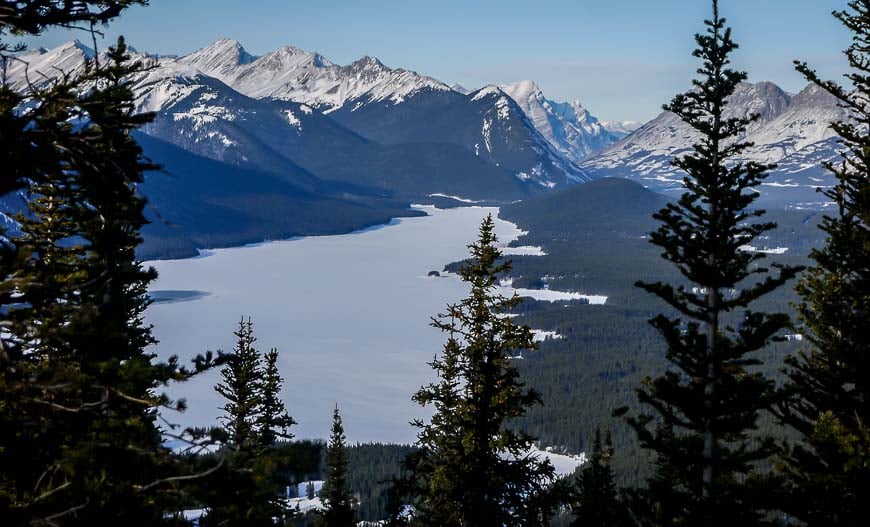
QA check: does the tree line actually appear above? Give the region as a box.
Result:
[1,0,869,526]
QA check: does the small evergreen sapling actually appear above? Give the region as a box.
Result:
[571,428,628,527]
[318,405,357,527]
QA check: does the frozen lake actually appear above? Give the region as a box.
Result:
[146,205,530,444]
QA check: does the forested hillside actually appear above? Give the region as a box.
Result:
[493,178,826,476]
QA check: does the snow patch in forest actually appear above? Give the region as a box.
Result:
[532,330,563,342]
[502,245,546,256]
[738,244,789,255]
[528,447,587,477]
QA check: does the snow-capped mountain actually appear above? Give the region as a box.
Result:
[326,81,591,188]
[179,38,452,111]
[133,62,535,200]
[179,39,589,188]
[5,40,559,198]
[599,120,642,139]
[499,80,620,162]
[4,39,96,91]
[580,81,846,206]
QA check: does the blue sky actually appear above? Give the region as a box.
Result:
[24,0,852,121]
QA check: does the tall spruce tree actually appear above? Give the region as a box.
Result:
[779,1,870,524]
[318,404,356,527]
[1,7,224,523]
[407,215,558,527]
[206,318,280,527]
[258,348,296,447]
[216,318,263,452]
[571,428,628,527]
[622,1,800,525]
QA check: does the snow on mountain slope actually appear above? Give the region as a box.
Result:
[600,120,642,138]
[500,80,619,162]
[580,81,845,206]
[179,38,451,111]
[323,81,591,190]
[466,85,591,187]
[4,39,95,91]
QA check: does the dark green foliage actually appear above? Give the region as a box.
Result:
[344,443,416,523]
[622,2,801,525]
[778,2,870,524]
[0,24,223,526]
[407,215,558,527]
[570,428,629,527]
[0,1,146,38]
[259,348,297,446]
[216,318,263,451]
[180,439,324,524]
[478,179,816,487]
[318,405,356,527]
[206,318,296,526]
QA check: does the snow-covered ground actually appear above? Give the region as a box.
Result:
[146,206,599,444]
[533,447,587,477]
[502,245,546,256]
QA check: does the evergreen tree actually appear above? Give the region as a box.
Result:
[318,404,356,527]
[1,10,224,524]
[570,428,628,527]
[621,1,800,525]
[258,348,296,447]
[216,318,263,451]
[206,318,288,527]
[307,481,316,501]
[779,1,870,524]
[407,215,558,527]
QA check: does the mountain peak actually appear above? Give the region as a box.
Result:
[259,44,333,69]
[792,82,839,107]
[184,38,255,71]
[726,81,792,122]
[500,80,543,100]
[62,39,96,59]
[347,55,387,72]
[470,85,507,101]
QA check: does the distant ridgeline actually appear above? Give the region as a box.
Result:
[4,40,843,260]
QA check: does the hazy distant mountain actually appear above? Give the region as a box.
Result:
[580,81,845,207]
[451,83,471,95]
[499,80,620,162]
[599,120,642,138]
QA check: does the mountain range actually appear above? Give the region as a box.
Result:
[4,38,847,257]
[580,81,845,207]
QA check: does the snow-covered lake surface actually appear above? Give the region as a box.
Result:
[146,206,600,445]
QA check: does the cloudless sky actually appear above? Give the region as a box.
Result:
[23,0,853,121]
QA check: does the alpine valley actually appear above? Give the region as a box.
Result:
[4,29,851,524]
[6,38,845,259]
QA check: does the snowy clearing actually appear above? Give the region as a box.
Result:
[738,244,789,255]
[502,245,547,256]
